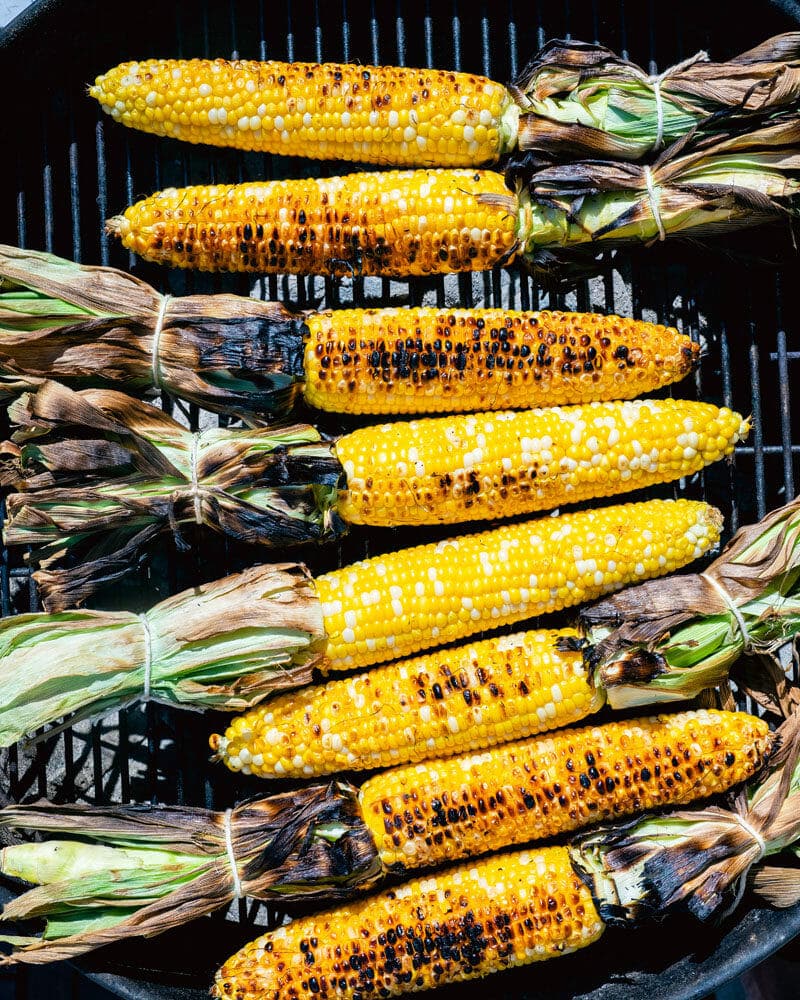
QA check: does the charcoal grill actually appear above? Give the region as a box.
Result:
[2,0,800,997]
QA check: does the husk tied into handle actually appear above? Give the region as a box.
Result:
[0,244,310,421]
[570,711,800,926]
[499,112,800,279]
[0,562,326,747]
[572,495,800,712]
[512,33,800,160]
[1,380,345,610]
[0,784,381,964]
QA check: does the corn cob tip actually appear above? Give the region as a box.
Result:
[105,215,129,238]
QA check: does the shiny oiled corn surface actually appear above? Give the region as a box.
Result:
[90,59,516,167]
[358,710,771,871]
[315,498,721,671]
[302,308,700,414]
[334,399,748,526]
[107,170,519,276]
[212,846,603,1000]
[212,629,600,779]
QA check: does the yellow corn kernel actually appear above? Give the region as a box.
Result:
[211,628,601,779]
[90,59,515,167]
[212,846,604,999]
[315,497,721,671]
[359,709,771,870]
[106,169,519,276]
[302,307,700,414]
[334,399,748,526]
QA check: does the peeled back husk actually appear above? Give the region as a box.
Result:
[512,33,800,160]
[0,244,310,420]
[1,381,345,610]
[0,786,380,964]
[0,562,325,746]
[502,113,800,278]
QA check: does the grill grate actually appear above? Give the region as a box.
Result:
[2,1,800,997]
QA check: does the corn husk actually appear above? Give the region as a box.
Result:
[577,496,800,713]
[571,711,800,924]
[0,244,310,421]
[500,113,800,276]
[0,381,344,610]
[513,33,800,160]
[0,562,325,747]
[0,786,381,964]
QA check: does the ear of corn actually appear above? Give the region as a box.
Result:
[212,845,603,999]
[316,497,722,671]
[90,59,518,167]
[110,117,800,280]
[0,247,700,419]
[334,399,748,527]
[211,628,600,779]
[302,307,699,414]
[358,709,771,872]
[212,709,771,897]
[106,170,519,276]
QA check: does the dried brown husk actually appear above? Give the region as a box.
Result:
[513,34,800,160]
[1,381,344,610]
[0,784,381,964]
[504,112,800,279]
[570,711,800,926]
[0,245,309,421]
[0,562,325,747]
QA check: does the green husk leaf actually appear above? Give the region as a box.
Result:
[513,33,800,160]
[0,244,310,420]
[0,786,381,964]
[1,381,346,610]
[569,710,800,926]
[578,495,800,710]
[0,561,325,746]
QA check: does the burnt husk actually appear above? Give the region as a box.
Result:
[1,382,345,610]
[570,713,800,928]
[0,784,381,964]
[0,245,309,421]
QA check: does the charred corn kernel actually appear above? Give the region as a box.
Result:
[212,845,603,999]
[212,628,601,778]
[90,59,518,167]
[334,399,748,526]
[359,710,770,870]
[302,307,700,414]
[315,498,721,671]
[106,170,519,276]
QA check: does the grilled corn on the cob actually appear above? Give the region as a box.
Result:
[211,628,598,778]
[0,242,700,415]
[334,399,747,527]
[212,710,770,873]
[107,169,517,276]
[90,59,518,167]
[213,847,603,999]
[316,498,720,670]
[302,307,699,413]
